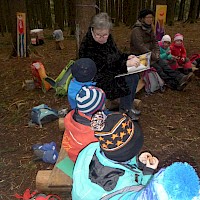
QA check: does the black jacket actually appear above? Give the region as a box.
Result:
[79,28,130,100]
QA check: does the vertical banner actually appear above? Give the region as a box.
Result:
[17,12,26,57]
[155,5,167,41]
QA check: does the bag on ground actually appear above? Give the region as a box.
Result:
[31,104,58,127]
[31,61,51,92]
[142,67,165,94]
[45,60,74,96]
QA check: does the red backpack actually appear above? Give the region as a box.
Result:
[14,188,61,200]
[31,61,51,92]
[189,54,200,64]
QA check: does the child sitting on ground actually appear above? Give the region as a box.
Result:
[158,35,179,70]
[72,112,159,199]
[62,86,106,163]
[170,33,192,74]
[68,58,97,109]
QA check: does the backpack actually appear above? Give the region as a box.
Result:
[31,104,58,127]
[45,60,74,96]
[15,188,61,200]
[31,61,51,93]
[142,67,165,94]
[189,53,200,68]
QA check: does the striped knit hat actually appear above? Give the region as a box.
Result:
[76,86,106,116]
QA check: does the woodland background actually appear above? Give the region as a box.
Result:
[0,0,200,200]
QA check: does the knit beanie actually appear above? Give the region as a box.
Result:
[138,9,154,19]
[76,86,106,116]
[137,162,200,200]
[161,35,171,43]
[174,33,183,41]
[71,58,97,82]
[91,112,144,162]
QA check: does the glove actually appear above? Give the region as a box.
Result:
[139,152,152,164]
[146,156,159,170]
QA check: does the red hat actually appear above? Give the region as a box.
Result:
[174,33,183,41]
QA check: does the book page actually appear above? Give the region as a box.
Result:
[115,52,151,78]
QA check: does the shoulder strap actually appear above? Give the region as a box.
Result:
[45,194,61,200]
[100,185,144,200]
[72,109,91,126]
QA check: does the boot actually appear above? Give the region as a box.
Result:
[119,108,139,121]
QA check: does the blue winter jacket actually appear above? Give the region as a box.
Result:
[67,78,96,109]
[72,142,154,200]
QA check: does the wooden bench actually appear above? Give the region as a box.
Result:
[36,146,72,192]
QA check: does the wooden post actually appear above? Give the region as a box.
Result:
[59,118,65,131]
[55,41,64,50]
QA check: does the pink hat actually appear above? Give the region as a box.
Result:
[174,33,183,41]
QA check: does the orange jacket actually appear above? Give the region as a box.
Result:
[62,110,97,162]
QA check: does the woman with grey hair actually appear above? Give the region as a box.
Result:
[79,12,141,121]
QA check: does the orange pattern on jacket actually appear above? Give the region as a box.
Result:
[62,110,98,162]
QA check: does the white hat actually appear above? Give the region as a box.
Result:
[161,35,171,43]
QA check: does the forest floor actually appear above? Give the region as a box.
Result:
[0,21,200,200]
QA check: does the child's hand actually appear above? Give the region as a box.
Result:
[174,56,180,60]
[128,55,136,60]
[139,152,152,164]
[127,56,140,68]
[167,50,171,54]
[146,156,159,170]
[181,57,185,62]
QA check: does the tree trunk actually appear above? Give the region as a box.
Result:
[187,0,199,23]
[166,0,176,26]
[66,0,76,35]
[115,0,119,26]
[118,0,122,22]
[54,0,65,30]
[107,0,111,16]
[146,0,152,9]
[111,0,115,20]
[46,0,53,28]
[0,0,6,36]
[140,0,146,10]
[127,0,140,26]
[197,0,200,19]
[178,0,185,21]
[123,0,129,25]
[99,0,105,12]
[75,0,96,56]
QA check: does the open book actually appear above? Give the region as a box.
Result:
[115,52,151,77]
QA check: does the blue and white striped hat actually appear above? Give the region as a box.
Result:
[76,86,106,115]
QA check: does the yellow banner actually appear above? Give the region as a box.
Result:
[155,5,167,41]
[17,12,26,57]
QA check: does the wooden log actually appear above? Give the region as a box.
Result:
[36,146,72,192]
[136,78,145,93]
[133,99,142,109]
[105,99,119,110]
[36,170,72,192]
[59,118,65,131]
[55,41,64,50]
